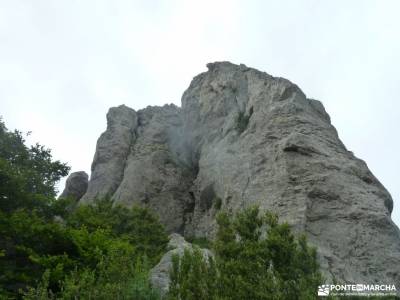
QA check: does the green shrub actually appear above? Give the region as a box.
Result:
[0,197,168,297]
[66,198,168,265]
[167,206,323,300]
[186,236,212,249]
[214,197,222,210]
[235,111,249,133]
[24,257,161,300]
[167,248,217,300]
[20,200,167,298]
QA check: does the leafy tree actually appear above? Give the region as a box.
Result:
[168,206,323,300]
[66,198,168,265]
[0,119,69,214]
[0,120,70,297]
[0,209,78,294]
[0,119,166,299]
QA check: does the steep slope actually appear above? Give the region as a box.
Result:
[78,62,400,286]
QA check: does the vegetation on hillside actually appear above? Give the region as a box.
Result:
[167,207,323,300]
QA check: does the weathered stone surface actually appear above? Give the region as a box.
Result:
[80,105,137,203]
[59,171,88,200]
[150,233,213,296]
[78,62,400,287]
[111,105,194,233]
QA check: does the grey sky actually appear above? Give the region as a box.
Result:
[1,0,399,226]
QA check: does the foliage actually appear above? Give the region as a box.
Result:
[0,119,166,299]
[235,107,253,134]
[0,200,167,298]
[167,206,323,300]
[167,248,217,300]
[66,198,168,265]
[186,237,212,249]
[23,257,161,300]
[0,120,69,214]
[1,209,77,294]
[0,199,167,298]
[214,197,222,210]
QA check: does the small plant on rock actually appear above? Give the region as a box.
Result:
[235,107,253,134]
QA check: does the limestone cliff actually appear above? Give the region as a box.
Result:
[76,62,400,286]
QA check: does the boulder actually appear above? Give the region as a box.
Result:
[59,171,88,201]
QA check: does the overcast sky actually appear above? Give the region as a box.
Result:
[1,0,399,226]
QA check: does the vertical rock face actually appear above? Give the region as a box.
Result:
[80,104,193,232]
[111,105,194,233]
[59,171,88,200]
[80,105,138,203]
[78,62,400,286]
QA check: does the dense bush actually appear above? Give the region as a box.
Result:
[23,255,161,300]
[185,237,211,249]
[167,248,217,300]
[167,206,323,300]
[19,203,166,300]
[66,198,168,265]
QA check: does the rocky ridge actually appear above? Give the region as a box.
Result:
[72,62,399,286]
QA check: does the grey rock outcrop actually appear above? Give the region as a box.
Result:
[59,171,88,200]
[150,233,213,296]
[80,104,193,232]
[80,105,137,203]
[78,62,400,287]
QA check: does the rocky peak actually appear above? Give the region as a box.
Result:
[73,62,400,287]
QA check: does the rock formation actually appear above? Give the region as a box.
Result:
[76,62,400,287]
[59,171,88,201]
